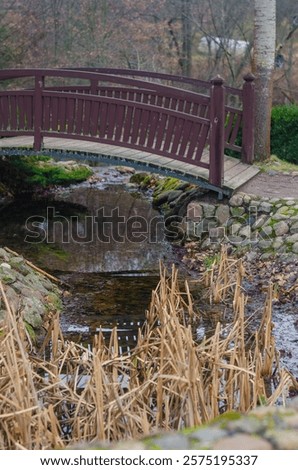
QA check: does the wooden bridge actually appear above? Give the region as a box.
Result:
[0,68,259,196]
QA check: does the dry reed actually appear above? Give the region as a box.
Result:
[0,251,297,449]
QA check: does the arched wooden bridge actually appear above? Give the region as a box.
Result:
[0,68,259,196]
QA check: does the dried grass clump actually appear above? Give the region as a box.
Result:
[0,253,297,449]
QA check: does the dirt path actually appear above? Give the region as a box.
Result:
[237,172,298,199]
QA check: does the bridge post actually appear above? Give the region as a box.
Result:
[34,74,44,151]
[209,76,225,187]
[241,73,255,164]
[90,79,98,95]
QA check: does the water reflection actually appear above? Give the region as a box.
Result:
[0,178,171,343]
[0,185,170,273]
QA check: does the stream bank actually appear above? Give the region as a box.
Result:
[0,246,62,340]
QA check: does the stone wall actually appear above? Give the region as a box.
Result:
[153,186,298,257]
[0,247,62,339]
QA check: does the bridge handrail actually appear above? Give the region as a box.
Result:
[0,68,255,185]
[0,68,244,104]
[65,68,244,98]
[0,68,211,101]
[64,67,212,89]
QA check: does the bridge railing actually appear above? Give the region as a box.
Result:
[0,68,255,188]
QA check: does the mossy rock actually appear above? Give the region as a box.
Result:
[210,411,242,427]
[0,154,93,191]
[154,177,181,196]
[130,172,150,185]
[45,292,62,312]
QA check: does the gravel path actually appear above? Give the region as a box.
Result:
[237,172,298,199]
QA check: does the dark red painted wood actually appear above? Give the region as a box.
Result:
[241,73,255,164]
[0,95,9,130]
[229,111,242,146]
[209,76,224,187]
[0,68,255,188]
[59,97,67,133]
[75,98,84,135]
[67,98,76,134]
[51,96,59,131]
[34,74,44,150]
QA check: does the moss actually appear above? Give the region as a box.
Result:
[130,172,150,185]
[154,177,180,196]
[46,292,62,312]
[142,438,162,450]
[210,411,242,427]
[38,244,70,261]
[0,154,92,192]
[129,173,159,190]
[233,208,247,218]
[24,321,36,342]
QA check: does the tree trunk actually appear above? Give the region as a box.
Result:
[253,0,276,161]
[181,0,192,76]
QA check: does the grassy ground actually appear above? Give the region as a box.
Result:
[257,155,298,173]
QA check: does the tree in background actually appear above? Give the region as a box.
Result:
[253,0,276,161]
[0,0,296,104]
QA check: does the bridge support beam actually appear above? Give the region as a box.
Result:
[209,76,224,187]
[34,74,44,151]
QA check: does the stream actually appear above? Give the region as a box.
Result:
[0,164,297,378]
[0,166,175,347]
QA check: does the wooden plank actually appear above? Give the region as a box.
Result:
[59,97,67,133]
[51,96,59,131]
[0,136,34,147]
[106,103,117,139]
[1,96,9,130]
[171,117,185,154]
[82,99,91,135]
[88,100,99,136]
[224,110,236,142]
[222,157,242,171]
[114,104,125,141]
[10,95,18,130]
[146,110,160,148]
[24,95,33,130]
[18,95,25,130]
[43,96,51,131]
[163,115,176,152]
[178,119,193,158]
[193,122,210,163]
[186,122,201,160]
[224,160,255,182]
[136,154,173,166]
[229,111,242,145]
[225,166,260,189]
[154,113,168,150]
[122,105,133,143]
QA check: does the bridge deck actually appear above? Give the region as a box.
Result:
[0,136,259,196]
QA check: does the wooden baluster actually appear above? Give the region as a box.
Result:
[34,74,44,151]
